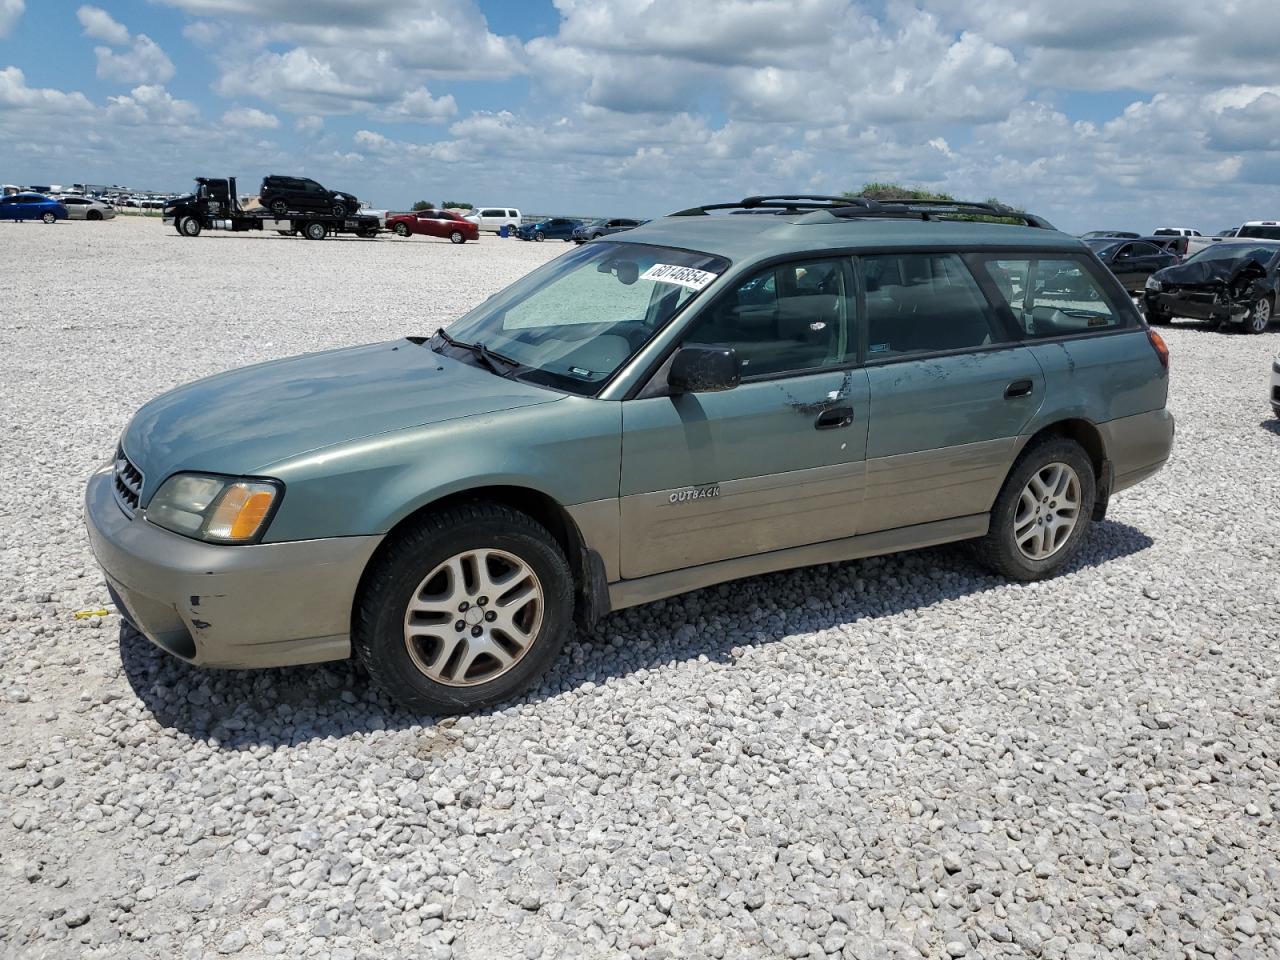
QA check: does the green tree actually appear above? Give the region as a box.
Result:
[844,183,1024,222]
[411,200,435,211]
[442,200,473,210]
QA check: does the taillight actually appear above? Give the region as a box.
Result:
[1147,328,1169,369]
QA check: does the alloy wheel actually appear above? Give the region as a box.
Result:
[403,549,543,687]
[1251,298,1272,333]
[1013,462,1082,561]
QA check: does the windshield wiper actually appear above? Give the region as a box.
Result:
[470,341,518,378]
[434,329,518,378]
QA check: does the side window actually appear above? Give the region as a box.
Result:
[482,208,502,218]
[983,257,1126,337]
[683,258,854,378]
[1131,242,1161,257]
[861,253,1002,359]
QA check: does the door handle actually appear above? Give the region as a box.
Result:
[815,406,854,430]
[1005,379,1034,399]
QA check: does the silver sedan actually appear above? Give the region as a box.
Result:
[58,196,116,221]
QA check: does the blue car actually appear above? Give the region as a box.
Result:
[0,192,68,223]
[516,217,581,242]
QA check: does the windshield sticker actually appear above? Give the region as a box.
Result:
[640,263,718,290]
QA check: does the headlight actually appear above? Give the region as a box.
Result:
[146,473,281,544]
[1145,276,1163,292]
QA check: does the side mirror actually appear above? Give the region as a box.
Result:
[668,344,740,394]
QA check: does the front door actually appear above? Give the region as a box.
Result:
[858,252,1044,533]
[619,256,870,579]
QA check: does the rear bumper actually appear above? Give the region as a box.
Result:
[84,467,381,668]
[1099,408,1175,494]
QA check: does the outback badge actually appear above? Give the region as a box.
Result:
[668,484,721,504]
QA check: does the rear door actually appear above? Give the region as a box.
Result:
[859,252,1044,533]
[620,256,870,578]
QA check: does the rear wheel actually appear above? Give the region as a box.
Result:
[41,211,56,224]
[269,199,288,217]
[87,209,103,222]
[449,230,464,244]
[303,221,327,241]
[1244,296,1273,334]
[354,503,574,713]
[178,215,202,237]
[973,437,1096,581]
[393,222,411,238]
[359,226,379,238]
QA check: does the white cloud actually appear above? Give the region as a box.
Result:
[95,35,175,85]
[295,114,323,134]
[0,0,22,38]
[105,84,198,125]
[223,106,279,129]
[77,5,129,45]
[0,66,93,113]
[377,86,457,123]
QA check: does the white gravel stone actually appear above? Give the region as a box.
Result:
[2,216,1279,959]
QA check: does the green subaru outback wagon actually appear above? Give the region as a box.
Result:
[86,195,1174,712]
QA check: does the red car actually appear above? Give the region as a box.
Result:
[386,209,479,244]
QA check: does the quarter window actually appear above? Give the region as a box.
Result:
[983,257,1125,337]
[683,258,855,378]
[861,253,1002,358]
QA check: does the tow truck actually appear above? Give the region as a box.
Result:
[163,177,381,240]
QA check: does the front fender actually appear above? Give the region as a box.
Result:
[261,397,622,542]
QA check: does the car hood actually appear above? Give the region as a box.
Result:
[1153,257,1266,287]
[123,340,561,499]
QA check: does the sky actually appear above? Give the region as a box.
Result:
[2,0,1280,232]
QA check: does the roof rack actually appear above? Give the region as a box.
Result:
[669,194,1055,230]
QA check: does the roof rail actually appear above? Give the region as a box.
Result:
[668,195,1054,229]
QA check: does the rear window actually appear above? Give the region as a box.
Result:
[862,253,1003,358]
[1238,225,1280,240]
[981,257,1131,338]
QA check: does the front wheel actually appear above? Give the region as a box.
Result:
[332,201,347,218]
[303,221,327,241]
[41,212,56,224]
[178,215,202,237]
[534,231,544,242]
[973,437,1096,581]
[1244,296,1273,334]
[449,230,464,244]
[354,503,574,713]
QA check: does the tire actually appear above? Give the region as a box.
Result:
[1146,307,1170,325]
[87,210,103,222]
[178,215,202,237]
[41,212,56,224]
[354,502,574,713]
[449,230,464,244]
[393,222,411,238]
[303,221,327,241]
[1243,296,1273,334]
[359,227,379,239]
[534,231,544,242]
[269,199,288,217]
[332,201,347,218]
[973,437,1096,582]
[505,224,516,235]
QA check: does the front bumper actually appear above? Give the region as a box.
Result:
[1144,289,1251,325]
[84,467,382,668]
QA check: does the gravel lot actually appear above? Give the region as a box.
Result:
[2,215,1279,960]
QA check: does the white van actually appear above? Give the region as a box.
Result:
[465,207,521,234]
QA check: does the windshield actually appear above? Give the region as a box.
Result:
[1185,243,1279,264]
[440,241,729,396]
[1237,225,1280,240]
